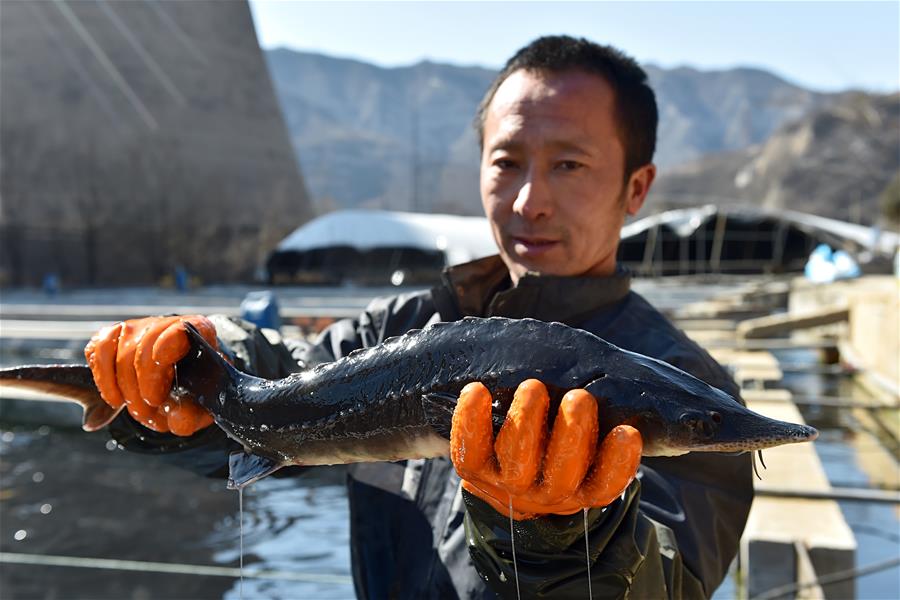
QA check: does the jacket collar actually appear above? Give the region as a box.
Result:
[434,255,631,325]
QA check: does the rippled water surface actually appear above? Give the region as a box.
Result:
[0,424,353,599]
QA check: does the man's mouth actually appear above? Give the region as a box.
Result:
[511,236,560,257]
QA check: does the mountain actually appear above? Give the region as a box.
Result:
[265,49,494,216]
[643,65,827,166]
[265,49,834,215]
[651,92,900,225]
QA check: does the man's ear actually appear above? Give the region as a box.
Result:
[624,163,656,216]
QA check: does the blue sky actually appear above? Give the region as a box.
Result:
[249,1,899,93]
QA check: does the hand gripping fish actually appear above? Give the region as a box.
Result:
[0,317,817,488]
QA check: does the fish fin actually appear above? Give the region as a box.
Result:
[421,392,458,440]
[422,391,506,439]
[84,400,125,432]
[227,451,282,489]
[0,365,121,431]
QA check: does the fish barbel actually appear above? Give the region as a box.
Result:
[0,317,818,488]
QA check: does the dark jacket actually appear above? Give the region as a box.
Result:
[111,255,753,599]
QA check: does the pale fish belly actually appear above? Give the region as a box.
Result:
[259,427,451,467]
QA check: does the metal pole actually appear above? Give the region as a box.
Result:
[710,211,727,273]
[755,486,900,504]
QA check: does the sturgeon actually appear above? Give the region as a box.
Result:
[0,317,817,488]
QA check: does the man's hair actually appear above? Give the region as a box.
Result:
[476,35,658,179]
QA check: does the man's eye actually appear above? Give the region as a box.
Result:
[557,160,583,171]
[493,159,518,170]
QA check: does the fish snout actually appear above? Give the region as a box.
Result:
[795,423,819,442]
[678,410,722,441]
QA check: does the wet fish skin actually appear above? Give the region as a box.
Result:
[172,317,818,474]
[176,317,614,472]
[0,317,819,488]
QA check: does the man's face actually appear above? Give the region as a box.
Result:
[480,69,654,283]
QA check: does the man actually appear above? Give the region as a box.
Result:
[87,36,752,598]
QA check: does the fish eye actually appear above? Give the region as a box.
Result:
[679,411,716,439]
[709,411,722,424]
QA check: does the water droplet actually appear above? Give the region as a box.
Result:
[509,497,521,600]
[584,507,593,600]
[259,424,269,432]
[239,487,244,598]
[106,439,118,451]
[1,431,14,443]
[40,504,52,515]
[499,572,507,582]
[14,530,26,541]
[37,426,50,436]
[32,472,44,483]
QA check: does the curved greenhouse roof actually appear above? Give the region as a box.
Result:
[276,209,498,266]
[621,205,899,255]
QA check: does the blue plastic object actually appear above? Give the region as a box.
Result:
[804,244,860,283]
[174,266,189,292]
[804,244,835,283]
[42,273,60,297]
[240,290,282,330]
[832,250,861,279]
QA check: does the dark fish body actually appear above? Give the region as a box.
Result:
[0,317,818,488]
[180,317,623,468]
[170,318,819,467]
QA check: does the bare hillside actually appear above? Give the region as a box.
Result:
[652,92,900,226]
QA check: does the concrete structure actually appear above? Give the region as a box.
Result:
[707,348,783,388]
[742,398,856,600]
[678,283,861,599]
[736,306,850,339]
[789,276,899,399]
[0,0,312,285]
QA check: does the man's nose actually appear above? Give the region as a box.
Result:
[511,169,553,220]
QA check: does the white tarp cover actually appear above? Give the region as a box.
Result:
[276,210,498,265]
[621,205,899,255]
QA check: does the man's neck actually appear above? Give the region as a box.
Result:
[433,255,631,325]
[508,262,620,286]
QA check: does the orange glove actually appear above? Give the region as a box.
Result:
[84,315,218,436]
[450,379,642,520]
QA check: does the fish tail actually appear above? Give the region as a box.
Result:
[0,365,121,431]
[176,323,246,416]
